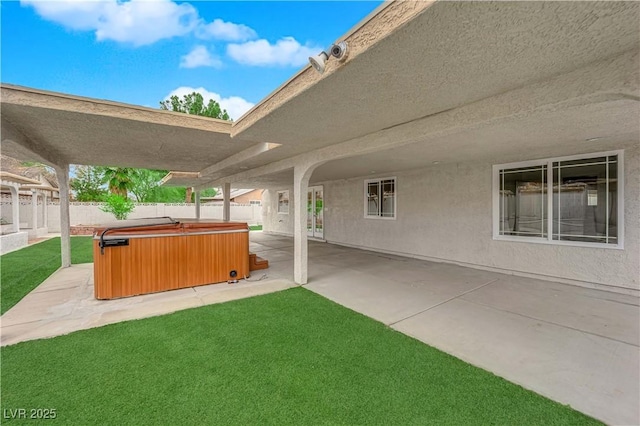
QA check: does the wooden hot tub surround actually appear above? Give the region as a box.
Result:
[93,218,250,299]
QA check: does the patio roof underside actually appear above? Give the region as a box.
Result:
[0,88,259,173]
[188,1,640,189]
[1,1,639,189]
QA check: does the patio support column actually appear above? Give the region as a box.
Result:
[10,185,20,233]
[31,190,38,233]
[55,164,71,268]
[223,182,231,222]
[195,191,201,219]
[293,163,318,285]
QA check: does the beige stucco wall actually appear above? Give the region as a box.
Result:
[264,140,639,292]
[262,187,294,235]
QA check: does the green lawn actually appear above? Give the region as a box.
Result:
[249,224,263,231]
[0,237,94,314]
[1,288,599,425]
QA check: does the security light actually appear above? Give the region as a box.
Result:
[309,51,329,74]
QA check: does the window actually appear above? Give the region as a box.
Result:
[277,191,289,214]
[494,151,623,248]
[365,177,396,219]
[250,200,261,205]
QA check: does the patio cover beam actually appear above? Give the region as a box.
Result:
[199,143,282,179]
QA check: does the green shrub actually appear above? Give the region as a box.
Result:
[100,194,135,220]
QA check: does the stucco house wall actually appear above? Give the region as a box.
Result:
[263,140,639,292]
[262,187,294,236]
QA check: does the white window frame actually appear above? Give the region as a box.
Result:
[364,177,397,220]
[277,190,289,215]
[492,150,624,249]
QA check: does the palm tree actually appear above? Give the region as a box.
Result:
[99,167,135,198]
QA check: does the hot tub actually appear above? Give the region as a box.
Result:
[93,217,249,299]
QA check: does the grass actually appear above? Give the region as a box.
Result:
[249,224,263,231]
[0,237,94,314]
[1,288,599,425]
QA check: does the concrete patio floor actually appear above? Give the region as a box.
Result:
[1,232,638,424]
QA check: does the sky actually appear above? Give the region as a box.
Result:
[1,0,382,120]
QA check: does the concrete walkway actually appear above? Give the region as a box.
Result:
[248,233,639,426]
[2,232,638,424]
[1,263,295,347]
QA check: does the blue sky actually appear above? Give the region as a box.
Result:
[1,1,382,119]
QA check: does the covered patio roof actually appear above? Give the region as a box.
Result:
[0,85,262,172]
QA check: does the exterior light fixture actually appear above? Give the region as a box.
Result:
[309,41,348,74]
[309,51,329,74]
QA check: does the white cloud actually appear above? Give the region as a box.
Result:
[180,46,222,69]
[197,19,257,42]
[21,0,199,46]
[164,86,255,120]
[21,0,321,70]
[227,37,320,67]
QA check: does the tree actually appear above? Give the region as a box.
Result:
[100,194,135,220]
[200,188,217,198]
[159,91,232,202]
[70,165,210,204]
[70,165,107,201]
[159,92,231,121]
[185,187,194,204]
[147,186,188,203]
[99,167,135,197]
[128,169,167,202]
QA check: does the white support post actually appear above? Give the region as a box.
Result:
[55,164,71,268]
[223,182,231,222]
[293,164,315,285]
[43,192,48,229]
[31,190,38,232]
[10,185,20,233]
[195,191,201,220]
